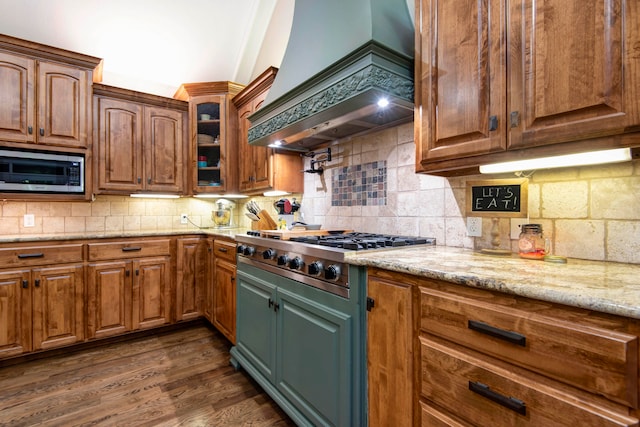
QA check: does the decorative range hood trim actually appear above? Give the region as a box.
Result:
[248,41,414,151]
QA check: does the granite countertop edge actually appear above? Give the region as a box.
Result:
[0,227,251,243]
[346,246,640,320]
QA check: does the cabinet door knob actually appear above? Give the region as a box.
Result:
[147,178,151,184]
[488,115,498,131]
[39,128,44,136]
[22,280,28,289]
[366,297,375,311]
[34,279,40,287]
[510,111,520,128]
[28,126,33,134]
[137,177,141,184]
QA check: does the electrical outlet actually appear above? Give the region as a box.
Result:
[466,217,482,237]
[510,218,529,239]
[180,213,188,224]
[24,214,35,227]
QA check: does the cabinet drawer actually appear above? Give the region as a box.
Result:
[213,240,236,263]
[420,285,639,408]
[421,401,470,427]
[420,336,639,427]
[0,244,83,267]
[87,239,170,261]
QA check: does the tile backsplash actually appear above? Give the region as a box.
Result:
[0,196,229,235]
[301,123,640,264]
[331,161,387,207]
[1,121,638,265]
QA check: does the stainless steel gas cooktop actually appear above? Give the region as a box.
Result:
[236,231,436,298]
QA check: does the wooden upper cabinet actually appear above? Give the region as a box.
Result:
[143,106,184,193]
[232,67,304,195]
[95,97,143,192]
[237,91,271,192]
[0,51,35,144]
[415,0,640,175]
[415,0,506,162]
[0,35,101,150]
[93,84,188,195]
[508,0,640,149]
[36,61,90,148]
[174,82,244,195]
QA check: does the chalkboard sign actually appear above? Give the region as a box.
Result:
[466,179,528,218]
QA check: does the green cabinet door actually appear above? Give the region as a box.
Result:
[232,262,362,427]
[276,286,352,427]
[235,270,276,382]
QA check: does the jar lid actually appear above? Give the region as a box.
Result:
[522,224,542,232]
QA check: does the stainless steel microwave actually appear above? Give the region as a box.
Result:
[0,149,84,194]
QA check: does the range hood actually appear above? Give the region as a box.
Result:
[248,0,415,152]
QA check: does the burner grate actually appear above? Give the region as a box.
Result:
[289,232,434,250]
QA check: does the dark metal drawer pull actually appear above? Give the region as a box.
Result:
[218,247,228,253]
[469,381,526,415]
[18,253,44,259]
[468,320,526,347]
[22,280,28,289]
[122,247,142,252]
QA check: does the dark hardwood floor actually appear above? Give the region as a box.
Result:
[0,323,295,426]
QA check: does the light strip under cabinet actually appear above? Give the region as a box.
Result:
[479,148,635,174]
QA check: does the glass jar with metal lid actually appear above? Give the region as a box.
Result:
[518,224,549,260]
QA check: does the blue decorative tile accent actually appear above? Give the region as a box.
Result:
[332,161,387,206]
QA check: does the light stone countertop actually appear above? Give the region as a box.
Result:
[345,245,640,320]
[0,227,251,243]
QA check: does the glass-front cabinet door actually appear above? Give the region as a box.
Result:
[174,81,243,196]
[194,95,225,192]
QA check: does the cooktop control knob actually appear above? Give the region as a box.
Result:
[277,254,289,266]
[325,264,341,281]
[236,245,246,254]
[288,257,304,270]
[308,261,324,276]
[262,248,276,260]
[243,246,256,256]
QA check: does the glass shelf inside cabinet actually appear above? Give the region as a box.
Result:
[196,101,222,187]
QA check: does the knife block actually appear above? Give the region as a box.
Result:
[252,210,278,231]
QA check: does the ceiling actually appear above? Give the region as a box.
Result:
[0,0,294,97]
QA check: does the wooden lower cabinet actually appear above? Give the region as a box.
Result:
[0,243,85,358]
[367,269,640,427]
[0,234,239,361]
[175,237,207,322]
[367,268,416,427]
[211,239,237,343]
[86,239,171,340]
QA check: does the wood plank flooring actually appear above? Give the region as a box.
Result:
[0,323,295,426]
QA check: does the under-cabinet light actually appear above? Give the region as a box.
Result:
[130,193,180,199]
[479,148,633,174]
[193,194,248,199]
[263,190,291,197]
